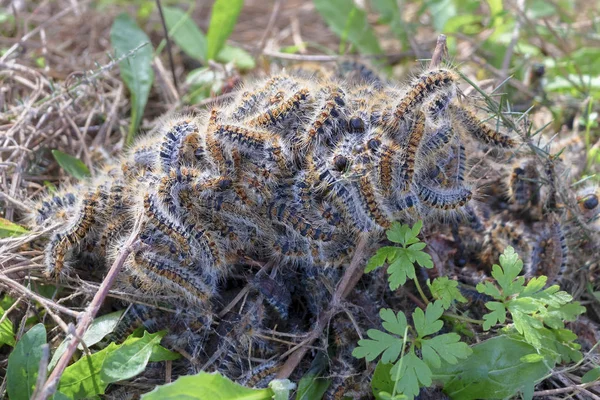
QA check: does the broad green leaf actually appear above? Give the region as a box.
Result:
[432,335,552,400]
[390,352,432,398]
[421,333,472,369]
[482,301,506,330]
[0,306,15,347]
[206,0,244,61]
[427,277,467,309]
[371,361,395,400]
[7,324,46,400]
[380,308,407,336]
[141,371,273,400]
[163,6,206,62]
[353,329,403,364]
[295,353,330,400]
[314,0,382,55]
[520,353,545,363]
[149,344,182,362]
[111,13,155,145]
[413,302,444,338]
[217,45,256,70]
[57,342,119,399]
[366,246,397,272]
[582,367,600,384]
[101,331,164,383]
[51,150,91,180]
[79,310,124,350]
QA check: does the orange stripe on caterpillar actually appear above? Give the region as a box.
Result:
[45,188,101,276]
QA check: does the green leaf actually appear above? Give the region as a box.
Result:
[0,217,29,238]
[432,335,552,400]
[149,344,182,362]
[387,251,415,290]
[110,13,155,145]
[141,371,273,399]
[421,333,472,369]
[371,361,395,400]
[380,308,408,336]
[51,150,91,180]
[48,337,70,372]
[427,277,467,309]
[295,353,330,400]
[476,281,502,300]
[57,342,119,399]
[314,0,382,55]
[217,45,256,70]
[482,301,506,330]
[101,331,165,383]
[79,310,124,350]
[386,222,411,244]
[0,306,15,347]
[405,243,433,270]
[353,329,403,364]
[206,0,244,61]
[413,302,444,338]
[582,367,600,384]
[163,6,207,62]
[7,323,46,400]
[520,353,545,363]
[390,351,432,398]
[493,246,524,295]
[366,246,397,272]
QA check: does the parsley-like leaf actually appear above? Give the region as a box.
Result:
[482,301,506,330]
[353,329,403,363]
[390,351,431,398]
[387,251,415,290]
[421,333,472,368]
[366,246,398,272]
[427,277,467,310]
[413,302,444,338]
[380,308,408,336]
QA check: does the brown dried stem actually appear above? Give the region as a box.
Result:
[35,221,142,400]
[429,34,447,69]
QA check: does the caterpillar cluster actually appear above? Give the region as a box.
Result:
[25,65,531,393]
[29,66,519,309]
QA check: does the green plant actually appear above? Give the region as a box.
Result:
[353,222,587,400]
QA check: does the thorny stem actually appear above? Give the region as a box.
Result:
[35,220,142,400]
